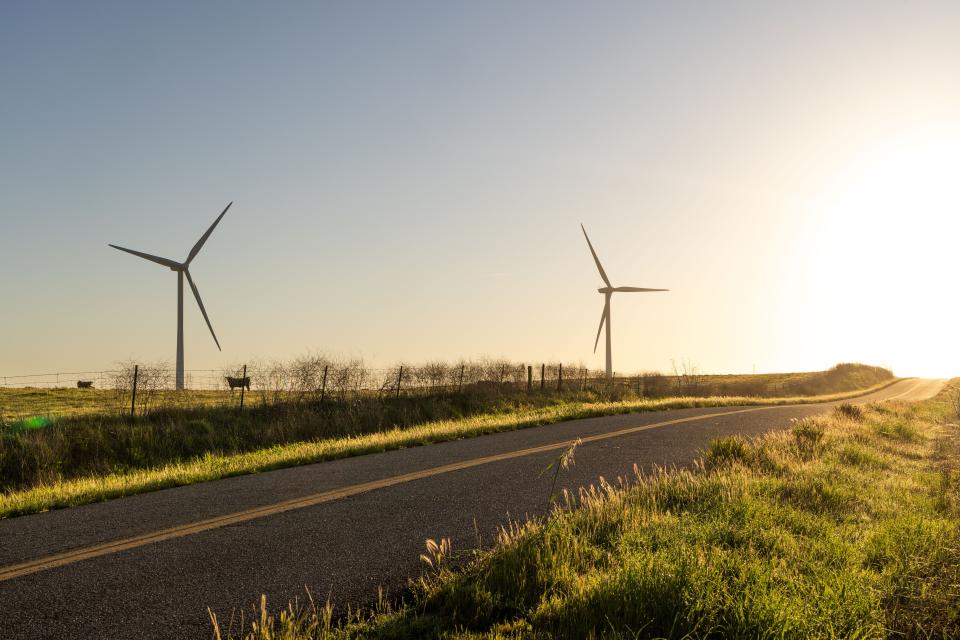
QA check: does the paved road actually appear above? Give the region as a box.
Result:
[0,378,944,639]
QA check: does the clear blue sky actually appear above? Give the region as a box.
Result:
[3,2,960,377]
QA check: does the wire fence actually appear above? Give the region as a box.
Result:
[0,364,624,393]
[0,360,893,425]
[0,369,268,391]
[0,369,225,390]
[0,360,669,423]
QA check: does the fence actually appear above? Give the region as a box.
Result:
[0,369,227,390]
[0,360,665,422]
[0,363,665,393]
[0,360,891,424]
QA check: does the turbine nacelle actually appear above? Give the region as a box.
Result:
[597,286,669,294]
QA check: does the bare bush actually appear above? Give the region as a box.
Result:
[251,360,290,406]
[459,360,486,388]
[287,354,331,403]
[110,360,174,414]
[413,361,450,393]
[639,371,669,398]
[328,359,367,401]
[379,364,405,397]
[672,359,706,396]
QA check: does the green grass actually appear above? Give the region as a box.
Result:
[212,386,960,639]
[0,386,232,423]
[0,380,899,519]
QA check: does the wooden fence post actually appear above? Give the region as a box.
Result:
[527,365,533,391]
[457,364,464,394]
[320,365,328,404]
[130,364,139,419]
[557,364,563,391]
[239,364,247,411]
[540,364,545,390]
[396,366,403,399]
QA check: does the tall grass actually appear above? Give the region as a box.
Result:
[213,388,960,639]
[0,361,892,491]
[0,382,899,518]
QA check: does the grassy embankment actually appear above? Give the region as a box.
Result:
[0,365,894,518]
[215,384,960,639]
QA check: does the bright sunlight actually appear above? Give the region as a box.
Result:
[801,126,960,377]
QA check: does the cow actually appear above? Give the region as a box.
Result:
[226,376,251,391]
[77,380,94,389]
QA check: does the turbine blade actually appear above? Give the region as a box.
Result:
[108,244,182,270]
[611,287,670,292]
[186,202,232,265]
[184,269,221,351]
[593,297,610,353]
[580,224,612,287]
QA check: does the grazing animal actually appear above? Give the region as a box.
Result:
[226,376,250,391]
[77,380,94,389]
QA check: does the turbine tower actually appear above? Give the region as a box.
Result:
[581,224,668,378]
[110,202,232,390]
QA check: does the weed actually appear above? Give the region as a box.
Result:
[539,439,580,504]
[704,435,754,470]
[835,402,865,421]
[873,417,920,441]
[836,443,887,469]
[792,418,826,459]
[420,538,453,573]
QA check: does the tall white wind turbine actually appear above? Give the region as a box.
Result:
[109,202,232,390]
[581,224,668,378]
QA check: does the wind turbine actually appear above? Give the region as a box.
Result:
[581,224,668,378]
[109,202,232,390]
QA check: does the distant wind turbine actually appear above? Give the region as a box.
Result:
[581,224,668,378]
[109,203,232,390]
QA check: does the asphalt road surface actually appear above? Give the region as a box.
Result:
[0,378,944,639]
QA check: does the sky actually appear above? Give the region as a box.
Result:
[3,1,960,379]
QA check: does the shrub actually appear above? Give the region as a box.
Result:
[705,436,755,470]
[835,403,864,421]
[793,419,825,458]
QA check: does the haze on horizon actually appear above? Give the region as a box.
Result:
[2,2,960,379]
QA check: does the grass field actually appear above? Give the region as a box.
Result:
[0,364,890,517]
[0,387,229,423]
[213,385,960,639]
[0,362,893,424]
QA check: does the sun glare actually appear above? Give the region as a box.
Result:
[801,129,960,377]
